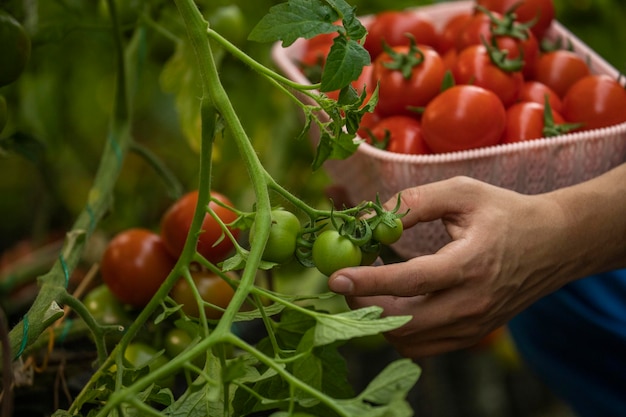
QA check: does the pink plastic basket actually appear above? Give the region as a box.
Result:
[272,1,626,258]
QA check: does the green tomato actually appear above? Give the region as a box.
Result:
[208,5,247,46]
[372,218,403,245]
[251,209,301,264]
[164,328,205,368]
[83,284,132,327]
[123,342,175,388]
[0,95,7,134]
[0,10,31,87]
[312,230,362,276]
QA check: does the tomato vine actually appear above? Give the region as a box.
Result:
[1,0,419,416]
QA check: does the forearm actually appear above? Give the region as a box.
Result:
[545,162,626,282]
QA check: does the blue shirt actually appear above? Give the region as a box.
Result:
[509,269,626,417]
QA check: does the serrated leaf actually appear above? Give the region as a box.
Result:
[360,359,421,405]
[248,0,340,46]
[314,306,411,346]
[312,130,359,171]
[320,36,370,92]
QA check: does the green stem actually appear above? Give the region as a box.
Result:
[207,28,321,91]
[130,140,184,200]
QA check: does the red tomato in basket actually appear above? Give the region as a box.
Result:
[492,29,540,79]
[357,93,382,138]
[476,0,555,39]
[364,10,438,60]
[453,44,524,107]
[421,85,506,153]
[367,115,431,155]
[517,80,563,114]
[501,101,565,143]
[300,32,337,69]
[372,44,446,117]
[561,74,626,131]
[454,10,500,52]
[533,50,591,98]
[437,11,472,54]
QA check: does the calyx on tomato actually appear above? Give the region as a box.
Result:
[380,35,427,80]
[482,37,524,73]
[540,96,581,137]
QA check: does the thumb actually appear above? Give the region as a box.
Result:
[328,251,462,297]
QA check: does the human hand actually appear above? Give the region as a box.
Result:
[328,176,584,357]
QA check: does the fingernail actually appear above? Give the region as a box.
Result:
[329,275,354,295]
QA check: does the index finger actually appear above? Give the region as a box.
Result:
[328,249,463,297]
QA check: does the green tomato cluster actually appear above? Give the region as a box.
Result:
[251,207,404,277]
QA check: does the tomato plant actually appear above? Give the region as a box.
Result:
[367,115,431,155]
[170,270,235,320]
[364,10,438,60]
[561,74,626,131]
[160,190,240,264]
[122,342,175,389]
[0,10,31,87]
[312,229,362,276]
[101,228,177,308]
[422,85,507,153]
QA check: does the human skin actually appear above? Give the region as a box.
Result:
[328,163,626,358]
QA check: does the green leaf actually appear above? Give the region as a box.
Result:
[320,36,370,92]
[312,130,359,171]
[248,0,340,47]
[360,359,421,405]
[160,41,202,153]
[314,306,411,346]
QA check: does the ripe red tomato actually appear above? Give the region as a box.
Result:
[160,190,240,264]
[476,0,555,39]
[493,29,539,79]
[367,115,431,155]
[561,74,626,131]
[101,228,176,308]
[171,270,235,320]
[422,85,506,153]
[452,44,524,107]
[364,10,438,60]
[372,44,445,117]
[454,10,499,52]
[437,11,472,54]
[501,101,565,143]
[517,80,563,114]
[533,50,590,98]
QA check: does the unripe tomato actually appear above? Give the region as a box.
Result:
[171,270,235,320]
[101,228,176,308]
[160,190,240,264]
[122,342,174,388]
[83,284,132,326]
[250,209,301,264]
[372,218,403,245]
[208,5,247,46]
[312,230,362,276]
[0,10,31,87]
